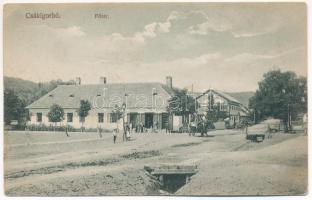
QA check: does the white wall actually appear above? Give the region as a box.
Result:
[29,108,118,130]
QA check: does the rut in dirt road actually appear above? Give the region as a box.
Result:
[5,150,162,180]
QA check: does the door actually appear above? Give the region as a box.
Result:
[145,113,154,128]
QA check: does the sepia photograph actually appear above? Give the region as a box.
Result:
[2,2,309,197]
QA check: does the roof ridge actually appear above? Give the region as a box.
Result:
[197,89,240,104]
[26,81,174,109]
[58,82,164,87]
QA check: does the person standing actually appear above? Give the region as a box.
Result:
[140,121,144,133]
[113,120,119,143]
[190,120,196,136]
[113,128,117,144]
[126,124,131,141]
[129,122,133,133]
[303,113,308,135]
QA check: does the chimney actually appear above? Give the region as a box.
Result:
[76,77,81,85]
[99,77,107,84]
[166,76,172,89]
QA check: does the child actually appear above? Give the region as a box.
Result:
[126,124,131,141]
[113,129,117,144]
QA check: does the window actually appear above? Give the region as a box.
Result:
[98,113,104,123]
[110,113,118,123]
[67,113,73,122]
[37,113,42,122]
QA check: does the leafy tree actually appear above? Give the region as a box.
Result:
[207,92,214,111]
[205,93,227,122]
[77,100,92,131]
[249,69,307,132]
[168,88,198,124]
[4,89,27,128]
[111,103,127,141]
[206,103,228,122]
[48,104,65,133]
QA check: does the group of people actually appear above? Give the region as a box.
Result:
[113,123,132,144]
[134,121,160,133]
[189,114,215,137]
[112,120,132,144]
[109,114,218,143]
[111,120,165,143]
[134,122,145,133]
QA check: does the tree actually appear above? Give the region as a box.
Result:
[77,100,92,132]
[168,88,198,124]
[4,89,27,128]
[206,93,227,122]
[206,102,228,122]
[112,103,127,141]
[48,104,65,134]
[249,69,307,132]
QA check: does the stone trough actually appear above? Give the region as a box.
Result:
[144,164,198,193]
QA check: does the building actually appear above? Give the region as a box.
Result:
[26,77,175,130]
[195,89,249,126]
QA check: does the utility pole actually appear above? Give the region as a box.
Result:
[288,103,292,131]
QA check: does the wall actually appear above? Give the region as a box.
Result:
[28,108,168,130]
[29,108,117,130]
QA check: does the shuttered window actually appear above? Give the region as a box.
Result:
[67,113,73,122]
[37,113,42,122]
[98,113,104,123]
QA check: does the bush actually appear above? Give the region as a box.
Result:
[26,124,75,132]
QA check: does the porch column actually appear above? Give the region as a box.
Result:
[158,114,162,129]
[141,113,145,126]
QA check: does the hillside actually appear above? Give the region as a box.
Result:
[226,91,255,107]
[4,76,75,105]
[4,77,42,104]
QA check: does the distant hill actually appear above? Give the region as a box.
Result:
[4,76,41,104]
[4,76,75,105]
[226,91,255,107]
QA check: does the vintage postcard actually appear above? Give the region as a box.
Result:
[2,2,308,196]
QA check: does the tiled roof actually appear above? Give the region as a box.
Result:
[196,89,241,105]
[26,82,174,109]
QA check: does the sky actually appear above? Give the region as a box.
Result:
[4,3,307,92]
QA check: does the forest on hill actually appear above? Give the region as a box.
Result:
[4,76,75,126]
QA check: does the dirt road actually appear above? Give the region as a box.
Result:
[4,130,307,196]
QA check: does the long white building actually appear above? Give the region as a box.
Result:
[26,77,175,130]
